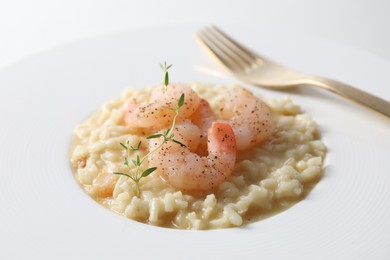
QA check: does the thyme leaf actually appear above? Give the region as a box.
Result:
[113,172,130,178]
[178,93,185,108]
[147,134,164,139]
[172,139,186,147]
[141,167,157,178]
[120,142,128,150]
[130,141,142,151]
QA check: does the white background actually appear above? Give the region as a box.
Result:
[0,0,390,69]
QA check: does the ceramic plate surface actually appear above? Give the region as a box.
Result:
[0,25,389,259]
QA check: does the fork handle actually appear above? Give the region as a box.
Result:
[306,76,390,118]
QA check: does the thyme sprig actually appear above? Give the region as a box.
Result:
[113,62,185,197]
[114,94,185,197]
[113,140,157,198]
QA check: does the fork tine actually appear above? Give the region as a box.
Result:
[196,30,247,71]
[208,26,260,66]
[202,27,254,69]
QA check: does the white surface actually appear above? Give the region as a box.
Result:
[0,25,389,260]
[1,0,390,70]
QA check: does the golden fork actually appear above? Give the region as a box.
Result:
[195,26,390,118]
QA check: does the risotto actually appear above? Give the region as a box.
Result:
[70,83,326,229]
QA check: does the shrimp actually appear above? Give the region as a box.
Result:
[148,122,237,191]
[189,98,217,155]
[219,87,275,150]
[170,119,202,152]
[91,171,118,198]
[123,83,201,128]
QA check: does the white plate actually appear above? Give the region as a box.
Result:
[0,25,389,259]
